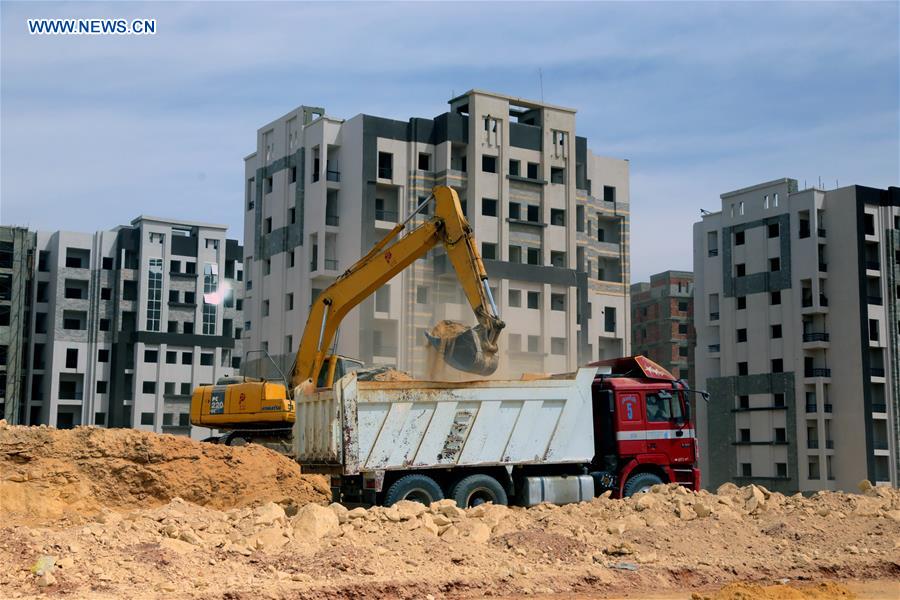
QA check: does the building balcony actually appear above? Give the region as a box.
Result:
[824,403,833,413]
[807,439,819,449]
[865,260,881,271]
[325,215,339,227]
[323,259,339,271]
[326,170,340,182]
[818,262,828,273]
[802,332,830,349]
[709,312,719,321]
[872,403,887,413]
[868,296,883,306]
[873,441,889,450]
[805,403,817,413]
[825,440,835,450]
[170,271,198,279]
[375,209,398,223]
[377,167,393,180]
[708,344,720,354]
[804,368,831,379]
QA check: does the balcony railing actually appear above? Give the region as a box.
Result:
[326,170,341,182]
[824,403,833,413]
[818,263,828,272]
[708,344,720,353]
[802,332,830,343]
[378,167,393,179]
[709,312,720,321]
[802,297,813,308]
[708,249,719,257]
[865,260,880,271]
[873,441,889,450]
[818,227,827,237]
[375,209,398,221]
[819,295,829,307]
[825,440,835,449]
[868,296,883,306]
[871,367,886,377]
[805,368,831,378]
[807,439,819,449]
[324,259,339,271]
[325,215,339,226]
[805,403,817,413]
[59,391,84,400]
[872,403,887,413]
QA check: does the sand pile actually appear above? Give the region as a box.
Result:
[0,422,329,522]
[1,481,897,598]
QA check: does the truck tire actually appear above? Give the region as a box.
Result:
[623,472,664,497]
[384,474,443,506]
[451,474,508,508]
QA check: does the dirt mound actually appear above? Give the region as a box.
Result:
[0,422,329,522]
[1,481,897,598]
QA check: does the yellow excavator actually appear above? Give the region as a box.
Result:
[190,185,505,445]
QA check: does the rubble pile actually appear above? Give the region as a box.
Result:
[1,473,897,598]
[0,421,330,522]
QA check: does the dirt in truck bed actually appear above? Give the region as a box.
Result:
[1,423,898,599]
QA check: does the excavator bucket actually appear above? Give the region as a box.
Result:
[425,321,499,376]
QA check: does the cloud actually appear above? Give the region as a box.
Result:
[1,1,897,283]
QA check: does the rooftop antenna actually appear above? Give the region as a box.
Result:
[538,68,544,103]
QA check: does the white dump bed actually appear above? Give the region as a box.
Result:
[294,367,597,475]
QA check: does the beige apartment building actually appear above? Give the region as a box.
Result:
[242,90,630,380]
[694,178,899,492]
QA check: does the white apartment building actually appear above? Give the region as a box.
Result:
[242,90,630,380]
[694,178,900,492]
[24,217,244,438]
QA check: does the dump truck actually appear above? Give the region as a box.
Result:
[295,355,705,507]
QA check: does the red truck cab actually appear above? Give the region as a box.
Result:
[589,356,704,497]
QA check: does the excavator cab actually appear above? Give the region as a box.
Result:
[316,355,366,389]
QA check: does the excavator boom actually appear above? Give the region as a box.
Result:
[292,186,504,389]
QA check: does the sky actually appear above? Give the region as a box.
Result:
[1,1,898,282]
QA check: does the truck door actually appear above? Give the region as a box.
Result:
[615,392,647,455]
[644,390,693,464]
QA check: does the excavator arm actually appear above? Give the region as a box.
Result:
[292,186,505,389]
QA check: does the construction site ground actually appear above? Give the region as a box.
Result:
[1,423,898,599]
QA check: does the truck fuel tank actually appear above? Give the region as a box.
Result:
[520,475,595,507]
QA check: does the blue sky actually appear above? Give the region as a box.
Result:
[1,1,897,281]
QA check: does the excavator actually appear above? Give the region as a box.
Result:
[190,185,505,446]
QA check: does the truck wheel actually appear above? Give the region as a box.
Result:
[451,474,508,508]
[623,473,664,497]
[384,474,443,506]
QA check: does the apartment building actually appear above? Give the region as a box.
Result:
[22,217,243,438]
[1,226,37,424]
[631,270,694,385]
[694,178,900,492]
[242,90,630,380]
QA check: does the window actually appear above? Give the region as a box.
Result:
[603,185,616,203]
[678,301,688,312]
[481,243,497,260]
[418,153,431,171]
[737,296,746,310]
[144,349,158,363]
[550,337,566,355]
[416,286,428,305]
[377,152,393,179]
[738,395,749,409]
[739,428,751,442]
[234,327,242,339]
[142,381,156,394]
[527,204,540,223]
[768,223,779,238]
[289,251,295,268]
[264,217,272,234]
[164,382,176,395]
[182,352,193,365]
[508,333,522,352]
[550,209,565,226]
[736,329,747,343]
[264,175,273,194]
[770,291,781,305]
[180,383,192,395]
[509,159,520,176]
[99,318,110,332]
[527,162,539,179]
[508,245,522,263]
[140,412,154,425]
[96,381,108,394]
[604,307,616,332]
[550,293,566,311]
[775,428,786,443]
[735,263,746,277]
[66,348,78,369]
[205,238,219,250]
[481,155,497,173]
[738,362,748,375]
[526,247,540,265]
[146,259,162,331]
[678,323,689,335]
[200,353,214,366]
[100,287,111,300]
[769,257,780,272]
[527,291,540,309]
[735,231,745,246]
[771,359,783,373]
[741,463,752,477]
[678,346,688,357]
[481,198,497,217]
[527,335,540,353]
[776,463,787,477]
[550,167,565,184]
[508,202,521,220]
[98,349,110,363]
[646,393,675,422]
[203,263,218,335]
[773,393,785,407]
[184,322,194,334]
[286,293,294,310]
[771,324,782,339]
[869,319,879,341]
[508,289,521,307]
[864,213,875,236]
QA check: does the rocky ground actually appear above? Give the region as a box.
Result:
[1,423,898,599]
